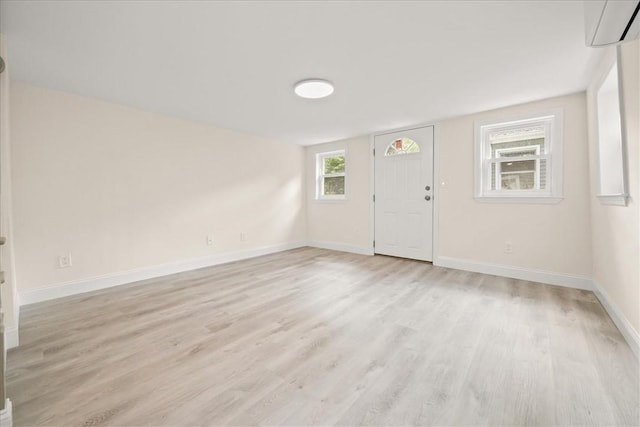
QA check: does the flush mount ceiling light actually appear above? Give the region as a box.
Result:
[294,79,334,99]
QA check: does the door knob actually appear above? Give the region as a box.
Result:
[425,195,431,201]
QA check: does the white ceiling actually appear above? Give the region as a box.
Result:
[0,1,603,145]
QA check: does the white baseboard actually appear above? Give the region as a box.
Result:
[307,240,374,256]
[592,281,640,360]
[0,399,12,427]
[434,256,593,290]
[434,256,639,359]
[19,241,306,306]
[13,246,638,362]
[5,326,18,349]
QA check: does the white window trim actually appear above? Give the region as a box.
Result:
[474,109,563,204]
[593,48,629,207]
[316,149,346,201]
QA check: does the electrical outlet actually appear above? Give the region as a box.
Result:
[504,242,513,254]
[240,232,247,242]
[206,235,214,246]
[58,254,72,268]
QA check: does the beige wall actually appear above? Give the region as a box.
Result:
[306,136,371,252]
[0,35,18,335]
[306,94,594,278]
[11,82,306,292]
[438,93,592,277]
[587,40,639,335]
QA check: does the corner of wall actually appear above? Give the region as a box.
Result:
[0,398,12,427]
[0,33,20,346]
[5,326,18,350]
[592,280,640,359]
[585,40,640,355]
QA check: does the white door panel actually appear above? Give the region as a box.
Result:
[374,126,434,261]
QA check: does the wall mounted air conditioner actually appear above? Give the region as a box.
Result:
[585,0,640,47]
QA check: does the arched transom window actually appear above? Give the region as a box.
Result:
[385,137,420,156]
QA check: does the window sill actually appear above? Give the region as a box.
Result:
[474,196,563,205]
[597,194,628,206]
[315,197,347,203]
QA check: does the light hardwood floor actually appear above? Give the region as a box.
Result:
[8,247,640,426]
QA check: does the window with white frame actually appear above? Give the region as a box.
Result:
[474,109,563,203]
[316,150,346,200]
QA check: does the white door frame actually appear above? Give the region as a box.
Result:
[369,123,440,262]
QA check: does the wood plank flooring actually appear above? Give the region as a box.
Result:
[7,247,640,426]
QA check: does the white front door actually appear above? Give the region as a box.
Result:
[374,126,434,261]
